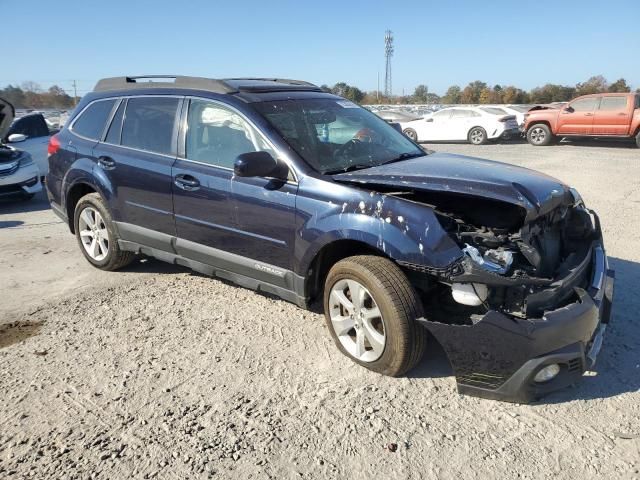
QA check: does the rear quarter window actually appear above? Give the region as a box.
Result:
[71,99,117,140]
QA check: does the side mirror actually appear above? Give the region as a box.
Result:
[563,106,574,113]
[425,118,434,123]
[234,151,288,180]
[8,133,27,143]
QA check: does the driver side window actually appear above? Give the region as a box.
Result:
[185,99,275,169]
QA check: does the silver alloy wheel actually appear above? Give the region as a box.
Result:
[328,279,386,362]
[78,207,109,261]
[530,127,546,144]
[404,129,417,141]
[470,128,484,144]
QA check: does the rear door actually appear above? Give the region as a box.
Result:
[557,96,599,135]
[95,95,181,245]
[593,96,630,135]
[450,109,482,140]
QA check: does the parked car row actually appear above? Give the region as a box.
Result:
[372,93,640,148]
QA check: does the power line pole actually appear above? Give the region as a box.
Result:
[72,80,78,105]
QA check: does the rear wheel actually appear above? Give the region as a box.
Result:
[403,128,418,142]
[527,124,553,146]
[635,131,640,148]
[73,193,135,271]
[468,127,488,145]
[323,255,426,376]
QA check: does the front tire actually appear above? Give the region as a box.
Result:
[468,127,488,145]
[527,124,554,146]
[403,128,418,142]
[323,255,426,376]
[73,193,135,271]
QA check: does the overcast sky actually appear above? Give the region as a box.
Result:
[5,0,639,96]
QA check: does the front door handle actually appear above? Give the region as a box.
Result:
[174,174,201,191]
[98,156,116,170]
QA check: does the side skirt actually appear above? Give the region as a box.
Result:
[114,222,307,308]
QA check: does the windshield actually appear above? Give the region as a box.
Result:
[253,97,425,174]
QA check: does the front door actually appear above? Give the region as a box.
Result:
[593,96,630,135]
[173,98,296,277]
[557,96,599,135]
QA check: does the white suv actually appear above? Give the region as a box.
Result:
[0,98,42,200]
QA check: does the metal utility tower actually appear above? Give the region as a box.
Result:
[384,30,394,97]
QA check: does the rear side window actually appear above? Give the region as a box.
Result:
[72,99,116,140]
[452,109,481,118]
[480,107,507,115]
[121,97,180,155]
[433,110,451,119]
[570,98,599,112]
[599,97,628,111]
[105,100,125,144]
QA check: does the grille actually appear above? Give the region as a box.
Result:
[0,162,19,178]
[0,184,23,195]
[458,372,506,389]
[567,358,582,372]
[398,258,464,277]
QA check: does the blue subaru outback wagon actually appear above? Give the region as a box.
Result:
[46,76,614,402]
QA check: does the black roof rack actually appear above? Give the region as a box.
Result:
[93,76,321,94]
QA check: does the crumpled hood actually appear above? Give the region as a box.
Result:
[332,152,573,222]
[0,97,15,142]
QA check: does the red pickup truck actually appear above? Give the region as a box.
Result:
[524,93,640,147]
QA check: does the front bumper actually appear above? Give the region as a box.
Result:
[0,163,42,197]
[417,243,614,403]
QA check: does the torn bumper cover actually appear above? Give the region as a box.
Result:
[417,243,614,403]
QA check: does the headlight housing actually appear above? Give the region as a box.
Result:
[18,153,34,168]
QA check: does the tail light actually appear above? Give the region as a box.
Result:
[47,134,61,156]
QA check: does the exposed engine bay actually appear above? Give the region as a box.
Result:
[392,189,599,322]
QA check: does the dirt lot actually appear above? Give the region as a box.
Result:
[1,139,639,479]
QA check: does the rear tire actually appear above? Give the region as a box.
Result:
[468,127,488,145]
[73,193,135,271]
[323,255,426,377]
[527,124,554,146]
[403,128,418,142]
[635,131,640,148]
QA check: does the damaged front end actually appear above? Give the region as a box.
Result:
[397,188,614,403]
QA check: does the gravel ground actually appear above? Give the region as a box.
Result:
[1,139,639,479]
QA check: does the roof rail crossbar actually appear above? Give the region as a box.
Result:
[93,76,238,94]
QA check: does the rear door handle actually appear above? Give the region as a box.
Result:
[174,174,201,191]
[98,156,116,170]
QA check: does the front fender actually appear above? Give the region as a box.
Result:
[295,181,461,275]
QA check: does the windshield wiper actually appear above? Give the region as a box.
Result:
[381,151,426,166]
[324,164,374,175]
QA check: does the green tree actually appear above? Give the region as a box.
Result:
[460,81,487,104]
[607,78,631,93]
[330,82,364,103]
[442,85,461,104]
[575,75,608,96]
[413,84,429,103]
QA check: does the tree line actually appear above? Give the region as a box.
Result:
[2,76,637,109]
[0,82,78,109]
[323,76,638,105]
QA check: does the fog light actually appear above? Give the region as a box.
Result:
[533,364,561,383]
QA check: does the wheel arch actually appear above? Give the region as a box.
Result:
[527,120,552,132]
[303,239,387,302]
